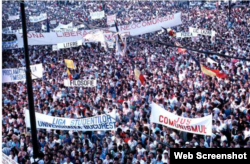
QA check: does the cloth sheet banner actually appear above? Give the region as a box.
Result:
[107,14,116,25]
[64,79,97,87]
[29,13,47,23]
[84,30,106,43]
[2,64,43,83]
[90,10,105,20]
[57,40,82,50]
[50,20,56,24]
[150,103,212,135]
[8,15,19,21]
[189,27,216,37]
[2,153,18,164]
[176,32,198,38]
[2,40,19,50]
[16,12,182,47]
[25,110,116,131]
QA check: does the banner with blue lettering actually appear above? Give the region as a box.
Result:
[2,40,19,50]
[2,64,43,83]
[25,110,116,131]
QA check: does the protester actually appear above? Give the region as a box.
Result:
[2,1,250,164]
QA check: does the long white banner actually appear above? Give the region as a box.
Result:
[25,110,116,131]
[29,13,47,23]
[90,11,105,20]
[64,79,97,87]
[2,153,18,164]
[189,27,216,37]
[16,12,182,47]
[2,64,43,83]
[150,103,212,135]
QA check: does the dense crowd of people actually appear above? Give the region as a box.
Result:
[2,1,250,164]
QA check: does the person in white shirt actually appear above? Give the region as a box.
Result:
[128,136,137,151]
[162,150,168,163]
[136,143,146,156]
[243,126,250,139]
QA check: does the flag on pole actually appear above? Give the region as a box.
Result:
[200,64,227,78]
[134,68,145,85]
[64,59,75,69]
[66,69,73,81]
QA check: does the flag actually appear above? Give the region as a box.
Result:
[46,18,50,32]
[207,58,218,65]
[64,59,75,69]
[200,64,227,78]
[175,41,187,53]
[134,68,145,85]
[122,37,127,56]
[66,69,73,81]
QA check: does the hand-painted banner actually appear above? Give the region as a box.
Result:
[2,40,19,50]
[57,40,82,49]
[150,103,212,135]
[25,110,116,131]
[64,79,97,87]
[189,27,216,37]
[107,14,116,25]
[8,15,19,21]
[29,13,47,23]
[90,10,105,20]
[2,153,18,164]
[16,12,182,47]
[84,30,106,43]
[2,64,43,83]
[176,32,198,38]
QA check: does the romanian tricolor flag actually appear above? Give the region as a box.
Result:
[134,68,145,85]
[200,64,227,79]
[66,69,73,81]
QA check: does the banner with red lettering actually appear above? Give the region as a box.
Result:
[16,12,182,47]
[107,14,116,26]
[150,103,212,135]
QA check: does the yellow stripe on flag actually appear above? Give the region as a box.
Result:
[200,64,216,77]
[64,59,75,69]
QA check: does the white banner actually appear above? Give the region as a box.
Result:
[64,79,97,87]
[52,45,58,51]
[50,20,56,24]
[2,153,18,164]
[8,15,19,21]
[189,27,216,37]
[51,28,78,32]
[84,30,106,43]
[90,10,105,20]
[25,110,116,131]
[16,12,182,47]
[2,64,43,83]
[57,22,73,29]
[29,13,47,23]
[57,40,82,49]
[150,103,212,135]
[176,32,198,38]
[2,40,19,50]
[107,14,116,26]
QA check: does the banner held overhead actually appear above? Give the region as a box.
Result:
[150,103,212,135]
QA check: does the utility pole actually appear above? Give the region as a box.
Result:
[229,0,231,22]
[20,0,39,158]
